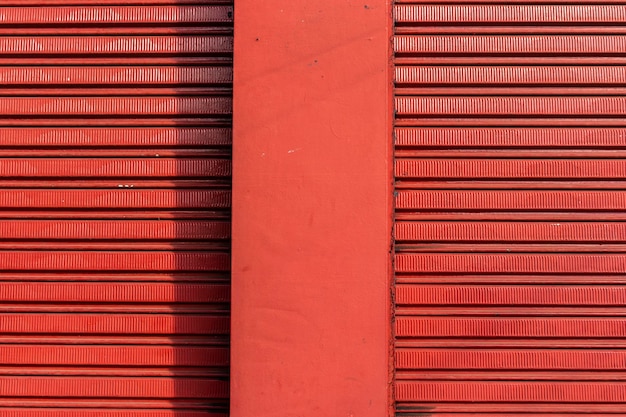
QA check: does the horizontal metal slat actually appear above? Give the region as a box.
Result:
[397,403,626,415]
[0,304,230,314]
[396,285,626,306]
[396,349,626,370]
[396,190,626,211]
[396,381,626,402]
[0,210,228,220]
[0,127,231,147]
[0,180,228,190]
[0,376,228,398]
[396,274,626,285]
[0,305,229,314]
[0,118,230,127]
[0,314,229,335]
[396,222,625,243]
[0,6,232,25]
[397,370,626,381]
[397,27,626,36]
[395,5,626,24]
[4,0,233,4]
[395,35,626,55]
[0,220,229,240]
[397,339,626,349]
[0,97,231,117]
[396,317,626,338]
[0,272,227,283]
[0,57,232,67]
[396,56,626,66]
[394,179,626,191]
[395,127,626,148]
[396,66,626,86]
[395,253,626,274]
[0,28,232,37]
[0,150,229,158]
[396,96,626,117]
[0,345,228,366]
[395,306,626,317]
[395,243,626,253]
[397,86,626,96]
[0,335,229,346]
[396,159,626,179]
[0,87,232,97]
[397,211,626,221]
[0,158,230,178]
[0,283,229,303]
[1,410,225,417]
[0,397,224,409]
[0,366,228,377]
[0,36,233,55]
[396,150,626,159]
[0,66,232,86]
[397,0,626,3]
[0,189,230,209]
[398,413,619,417]
[0,251,229,271]
[395,181,626,191]
[396,117,626,127]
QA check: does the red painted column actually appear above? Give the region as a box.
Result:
[232,1,393,416]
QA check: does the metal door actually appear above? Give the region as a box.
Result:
[394,2,626,415]
[0,2,232,416]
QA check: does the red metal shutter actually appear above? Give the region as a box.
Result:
[0,2,232,416]
[394,2,626,415]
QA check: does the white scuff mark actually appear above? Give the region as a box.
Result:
[287,148,302,154]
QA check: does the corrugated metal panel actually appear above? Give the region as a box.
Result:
[394,1,626,415]
[0,2,232,416]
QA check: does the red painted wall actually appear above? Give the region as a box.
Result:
[232,1,393,416]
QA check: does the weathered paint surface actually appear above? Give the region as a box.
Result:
[394,1,626,414]
[232,1,393,416]
[0,2,233,416]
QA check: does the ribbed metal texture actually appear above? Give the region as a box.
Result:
[0,2,232,416]
[394,2,626,415]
